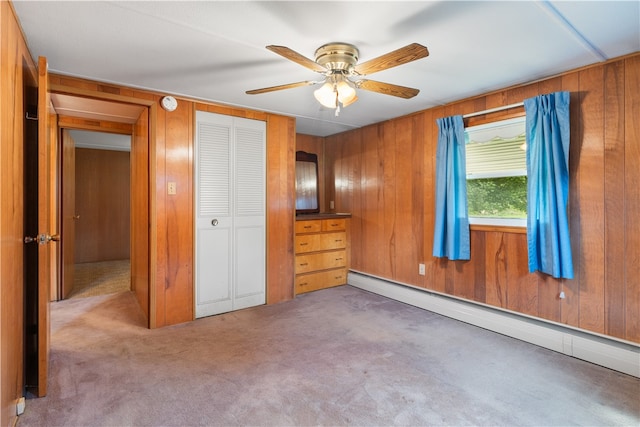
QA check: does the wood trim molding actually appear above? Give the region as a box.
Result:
[57,115,133,134]
[49,83,155,107]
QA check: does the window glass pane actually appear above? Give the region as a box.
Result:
[465,116,527,225]
[467,176,527,218]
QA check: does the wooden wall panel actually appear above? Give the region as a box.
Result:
[132,108,149,323]
[421,110,436,288]
[484,232,507,308]
[0,2,37,424]
[577,65,606,335]
[355,125,383,275]
[537,274,562,324]
[325,54,640,344]
[158,101,193,326]
[74,148,131,263]
[624,55,640,342]
[603,61,626,338]
[265,114,296,304]
[561,72,581,329]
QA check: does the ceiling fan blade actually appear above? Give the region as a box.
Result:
[357,80,420,99]
[266,45,327,73]
[354,43,429,76]
[246,81,318,95]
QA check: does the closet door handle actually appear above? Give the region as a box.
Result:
[211,219,219,226]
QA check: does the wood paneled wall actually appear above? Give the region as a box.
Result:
[323,53,640,344]
[47,75,296,328]
[0,2,37,425]
[74,148,130,263]
[131,108,150,322]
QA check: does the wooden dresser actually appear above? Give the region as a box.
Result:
[294,214,350,294]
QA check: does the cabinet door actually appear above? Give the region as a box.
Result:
[195,112,265,318]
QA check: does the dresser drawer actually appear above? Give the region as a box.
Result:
[295,250,347,274]
[295,232,346,254]
[295,268,347,293]
[322,218,346,232]
[295,220,322,234]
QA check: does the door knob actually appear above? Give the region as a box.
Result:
[24,234,59,244]
[211,219,219,226]
[73,214,80,220]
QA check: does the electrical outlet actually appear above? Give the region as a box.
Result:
[418,263,425,276]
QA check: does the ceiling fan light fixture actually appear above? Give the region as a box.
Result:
[337,79,357,107]
[249,42,428,114]
[314,81,338,108]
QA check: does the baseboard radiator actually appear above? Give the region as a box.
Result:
[348,270,639,378]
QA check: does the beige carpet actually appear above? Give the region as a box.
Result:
[17,286,640,426]
[68,259,130,299]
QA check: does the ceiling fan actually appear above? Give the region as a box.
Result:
[246,42,429,115]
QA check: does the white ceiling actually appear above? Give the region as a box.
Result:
[13,1,640,137]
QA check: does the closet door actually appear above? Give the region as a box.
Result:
[195,112,265,318]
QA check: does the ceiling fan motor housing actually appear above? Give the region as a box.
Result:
[315,43,359,73]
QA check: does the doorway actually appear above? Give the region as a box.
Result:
[49,92,150,323]
[61,130,132,300]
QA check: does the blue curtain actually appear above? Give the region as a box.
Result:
[524,91,573,279]
[432,115,470,260]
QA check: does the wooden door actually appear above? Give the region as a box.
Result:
[24,56,54,397]
[195,112,266,318]
[61,129,76,298]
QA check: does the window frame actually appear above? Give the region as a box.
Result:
[464,116,527,229]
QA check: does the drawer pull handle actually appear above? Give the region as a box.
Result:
[304,225,312,229]
[300,242,308,246]
[330,223,339,227]
[299,262,308,266]
[335,276,343,280]
[335,239,342,243]
[299,282,308,286]
[335,257,343,261]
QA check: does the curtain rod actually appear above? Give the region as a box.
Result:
[463,101,524,119]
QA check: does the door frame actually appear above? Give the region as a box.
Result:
[48,84,155,328]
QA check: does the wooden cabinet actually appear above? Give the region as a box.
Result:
[295,216,349,294]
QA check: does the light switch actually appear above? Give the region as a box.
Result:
[168,182,177,195]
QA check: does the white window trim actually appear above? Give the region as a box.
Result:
[467,169,527,180]
[468,216,527,228]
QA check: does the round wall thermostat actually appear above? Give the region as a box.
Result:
[161,95,178,112]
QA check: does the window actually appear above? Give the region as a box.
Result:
[465,116,527,227]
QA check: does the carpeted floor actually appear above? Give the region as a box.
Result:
[18,286,640,426]
[68,259,130,299]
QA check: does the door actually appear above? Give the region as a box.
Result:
[61,129,76,298]
[24,56,54,397]
[195,112,266,318]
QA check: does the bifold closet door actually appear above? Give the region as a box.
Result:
[195,111,266,318]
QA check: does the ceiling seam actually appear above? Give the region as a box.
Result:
[536,1,608,62]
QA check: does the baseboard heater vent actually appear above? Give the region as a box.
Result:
[348,270,639,378]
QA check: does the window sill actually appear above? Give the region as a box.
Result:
[470,224,526,234]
